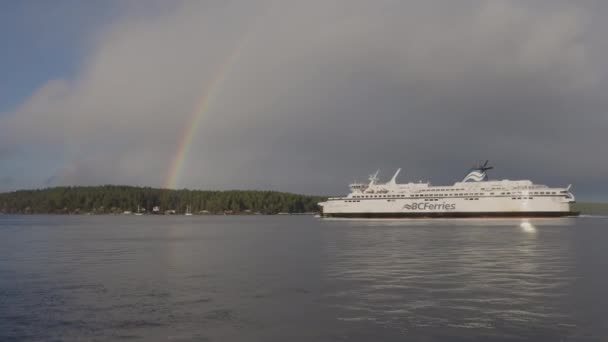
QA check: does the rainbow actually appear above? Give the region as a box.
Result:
[164,45,245,189]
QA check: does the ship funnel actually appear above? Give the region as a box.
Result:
[388,168,401,185]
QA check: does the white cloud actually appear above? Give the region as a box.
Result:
[1,0,605,195]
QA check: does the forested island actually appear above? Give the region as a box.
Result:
[0,185,606,215]
[0,186,326,215]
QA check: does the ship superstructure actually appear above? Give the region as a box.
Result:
[318,161,578,218]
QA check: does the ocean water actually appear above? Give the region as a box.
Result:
[0,215,607,341]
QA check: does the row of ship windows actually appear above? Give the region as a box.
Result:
[420,187,551,192]
[345,197,535,203]
[351,191,560,199]
[420,188,466,192]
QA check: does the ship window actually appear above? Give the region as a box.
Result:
[530,197,534,199]
[490,193,494,195]
[552,192,556,194]
[540,192,545,194]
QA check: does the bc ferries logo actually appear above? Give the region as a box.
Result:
[462,170,486,182]
[403,202,456,211]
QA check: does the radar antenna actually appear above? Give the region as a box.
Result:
[478,160,494,173]
[368,170,380,185]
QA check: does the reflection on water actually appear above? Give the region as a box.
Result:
[519,220,537,234]
[1,216,607,341]
[321,218,580,339]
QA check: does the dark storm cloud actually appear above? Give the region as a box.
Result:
[0,0,606,199]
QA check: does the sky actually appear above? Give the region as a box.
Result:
[0,0,607,200]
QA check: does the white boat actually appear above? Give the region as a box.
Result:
[318,161,578,218]
[185,205,193,216]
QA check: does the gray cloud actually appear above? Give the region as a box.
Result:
[1,0,607,198]
[0,176,13,186]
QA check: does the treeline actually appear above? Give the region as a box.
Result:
[0,186,326,215]
[573,202,608,215]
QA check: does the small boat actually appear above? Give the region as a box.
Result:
[135,205,144,216]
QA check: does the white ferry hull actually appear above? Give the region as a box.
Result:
[319,196,578,218]
[322,211,577,218]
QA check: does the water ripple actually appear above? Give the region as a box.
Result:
[321,219,581,338]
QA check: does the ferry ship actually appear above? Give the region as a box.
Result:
[318,161,578,218]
